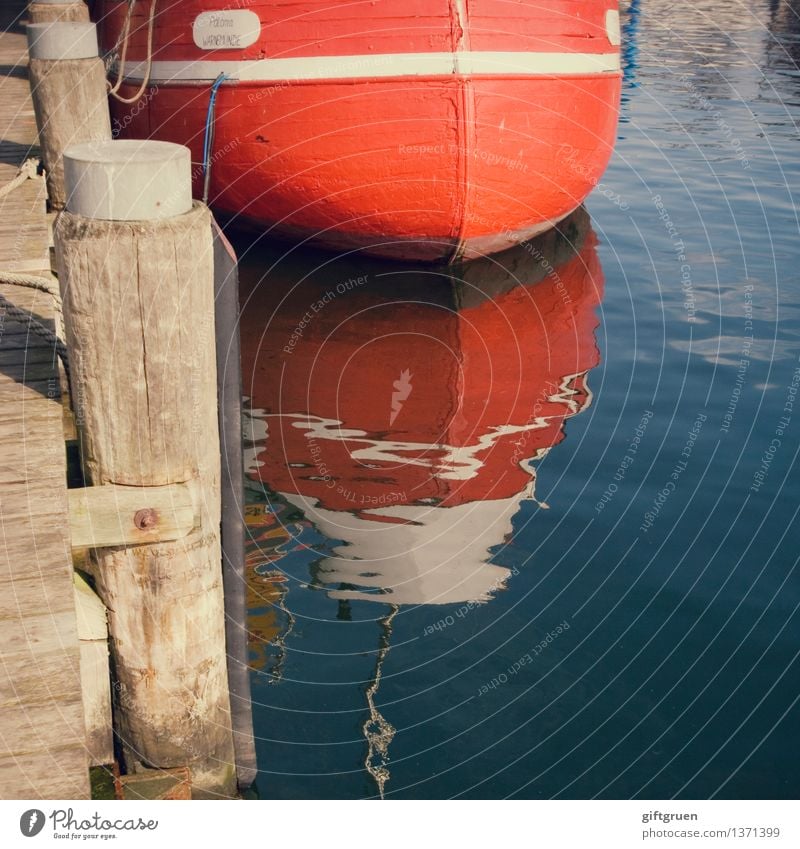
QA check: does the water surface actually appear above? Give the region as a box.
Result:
[234,0,800,799]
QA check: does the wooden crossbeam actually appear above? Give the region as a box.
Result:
[68,483,198,549]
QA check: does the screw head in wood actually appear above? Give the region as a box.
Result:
[134,508,159,530]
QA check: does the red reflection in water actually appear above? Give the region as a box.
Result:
[240,209,604,604]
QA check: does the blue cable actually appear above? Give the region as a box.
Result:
[202,72,228,203]
[203,72,228,173]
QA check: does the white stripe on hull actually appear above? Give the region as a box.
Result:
[120,50,621,83]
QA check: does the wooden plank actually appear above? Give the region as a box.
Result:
[0,528,71,577]
[0,378,56,405]
[73,572,106,641]
[1,609,81,657]
[0,285,55,311]
[0,0,89,799]
[0,447,65,487]
[0,646,83,709]
[0,359,62,382]
[0,697,86,757]
[0,748,89,800]
[0,346,59,365]
[79,640,113,766]
[0,573,76,621]
[68,482,198,549]
[0,180,49,271]
[1,479,76,522]
[73,573,113,765]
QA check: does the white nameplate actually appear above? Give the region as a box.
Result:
[193,10,261,51]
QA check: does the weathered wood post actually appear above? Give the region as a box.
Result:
[28,0,90,24]
[27,21,111,209]
[54,139,237,798]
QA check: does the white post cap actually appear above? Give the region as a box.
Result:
[63,140,194,221]
[27,21,98,60]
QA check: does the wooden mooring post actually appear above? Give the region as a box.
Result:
[28,0,90,24]
[27,21,110,209]
[54,139,237,798]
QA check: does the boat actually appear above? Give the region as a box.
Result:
[94,0,622,261]
[238,207,604,604]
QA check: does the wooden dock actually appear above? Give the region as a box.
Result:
[0,0,89,799]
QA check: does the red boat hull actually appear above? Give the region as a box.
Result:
[96,0,621,260]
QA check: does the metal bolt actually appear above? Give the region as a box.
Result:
[133,508,158,530]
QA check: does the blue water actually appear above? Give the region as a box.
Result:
[235,0,800,799]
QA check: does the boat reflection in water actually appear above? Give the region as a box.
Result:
[240,207,604,610]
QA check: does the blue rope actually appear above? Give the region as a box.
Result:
[622,0,642,89]
[202,72,228,203]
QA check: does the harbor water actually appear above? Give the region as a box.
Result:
[233,0,800,799]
